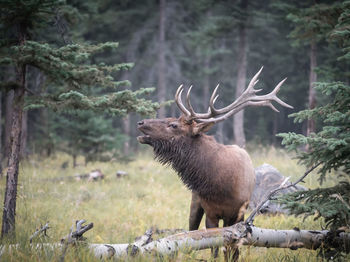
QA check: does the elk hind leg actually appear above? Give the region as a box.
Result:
[205,216,219,258]
[223,202,249,261]
[223,217,240,262]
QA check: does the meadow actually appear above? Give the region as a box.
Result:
[0,146,342,261]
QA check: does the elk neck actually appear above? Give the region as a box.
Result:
[152,134,231,201]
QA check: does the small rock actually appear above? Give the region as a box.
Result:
[88,169,104,181]
[116,170,128,178]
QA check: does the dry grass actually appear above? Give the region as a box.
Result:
[0,146,342,261]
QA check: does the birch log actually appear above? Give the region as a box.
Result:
[87,223,350,259]
[1,223,349,259]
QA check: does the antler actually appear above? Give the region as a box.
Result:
[175,67,293,124]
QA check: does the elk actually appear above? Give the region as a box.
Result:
[137,67,292,259]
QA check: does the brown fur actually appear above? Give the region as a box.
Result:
[137,116,256,233]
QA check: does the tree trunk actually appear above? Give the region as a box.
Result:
[122,116,130,156]
[1,24,27,238]
[40,108,52,157]
[4,90,14,160]
[1,64,26,238]
[272,113,278,146]
[20,110,27,159]
[73,154,77,168]
[20,67,30,159]
[307,40,317,137]
[233,0,248,148]
[157,0,166,118]
[0,91,2,177]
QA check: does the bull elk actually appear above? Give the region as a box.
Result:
[137,67,292,260]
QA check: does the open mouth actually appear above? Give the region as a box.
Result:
[137,127,152,144]
[137,134,151,144]
[137,123,153,145]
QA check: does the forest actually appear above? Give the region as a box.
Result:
[0,0,349,261]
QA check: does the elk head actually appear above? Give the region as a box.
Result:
[137,67,293,145]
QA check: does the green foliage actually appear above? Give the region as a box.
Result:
[279,82,350,182]
[277,2,350,259]
[331,1,350,62]
[0,0,65,32]
[0,41,158,115]
[286,2,343,44]
[52,111,126,163]
[279,182,350,230]
[278,64,350,261]
[279,54,350,235]
[0,0,158,161]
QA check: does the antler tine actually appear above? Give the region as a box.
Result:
[175,84,215,119]
[210,67,264,115]
[175,85,191,116]
[245,66,264,94]
[186,85,196,116]
[197,100,280,124]
[251,78,293,109]
[208,84,220,116]
[174,67,292,125]
[194,67,293,124]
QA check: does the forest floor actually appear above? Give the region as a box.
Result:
[0,146,342,261]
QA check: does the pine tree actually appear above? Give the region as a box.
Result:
[52,111,127,166]
[285,1,343,140]
[0,0,157,238]
[278,2,350,259]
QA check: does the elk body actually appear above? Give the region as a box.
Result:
[137,67,292,259]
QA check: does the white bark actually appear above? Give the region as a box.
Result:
[81,225,350,259]
[1,223,349,259]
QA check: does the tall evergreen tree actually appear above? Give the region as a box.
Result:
[0,0,157,237]
[278,2,350,259]
[286,1,343,139]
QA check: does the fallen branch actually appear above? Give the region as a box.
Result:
[30,222,50,243]
[59,219,93,262]
[246,163,321,225]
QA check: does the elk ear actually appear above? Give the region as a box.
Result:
[192,122,214,136]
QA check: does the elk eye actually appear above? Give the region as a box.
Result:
[169,123,178,129]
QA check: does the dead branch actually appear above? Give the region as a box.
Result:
[59,219,93,262]
[246,163,321,225]
[30,222,50,243]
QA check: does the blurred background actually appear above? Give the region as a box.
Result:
[1,0,348,166]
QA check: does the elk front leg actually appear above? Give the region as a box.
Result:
[222,203,248,262]
[189,192,204,231]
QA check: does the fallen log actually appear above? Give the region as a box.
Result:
[1,223,349,259]
[88,223,350,259]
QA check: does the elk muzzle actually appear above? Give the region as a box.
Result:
[137,119,152,144]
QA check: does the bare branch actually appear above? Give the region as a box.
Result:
[246,163,322,225]
[59,219,94,262]
[29,222,50,243]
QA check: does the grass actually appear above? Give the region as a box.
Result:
[0,146,344,261]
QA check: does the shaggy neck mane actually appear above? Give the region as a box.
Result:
[151,136,229,200]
